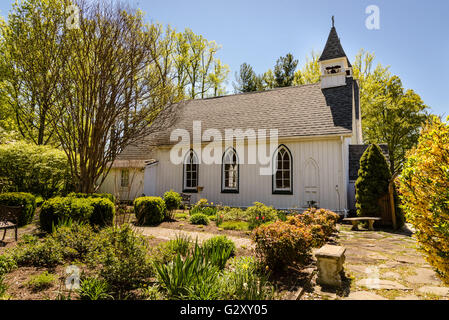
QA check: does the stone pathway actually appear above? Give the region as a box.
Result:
[133,225,254,249]
[304,224,449,300]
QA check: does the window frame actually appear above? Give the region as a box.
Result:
[183,149,199,193]
[120,169,129,188]
[272,144,293,195]
[221,148,239,193]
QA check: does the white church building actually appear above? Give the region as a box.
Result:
[99,24,367,213]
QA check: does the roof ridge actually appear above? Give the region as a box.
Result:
[186,82,322,103]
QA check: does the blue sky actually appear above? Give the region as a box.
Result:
[1,0,448,116]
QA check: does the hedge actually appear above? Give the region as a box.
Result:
[40,197,94,232]
[134,197,166,225]
[0,192,36,226]
[88,198,115,227]
[68,192,116,203]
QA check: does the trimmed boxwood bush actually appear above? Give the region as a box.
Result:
[68,192,116,204]
[134,196,166,225]
[189,213,209,225]
[0,192,36,226]
[89,198,115,227]
[163,190,182,212]
[39,197,93,232]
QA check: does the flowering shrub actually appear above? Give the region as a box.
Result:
[247,202,278,229]
[297,208,339,238]
[251,219,314,271]
[398,117,449,284]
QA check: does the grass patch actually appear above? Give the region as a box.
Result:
[218,221,249,231]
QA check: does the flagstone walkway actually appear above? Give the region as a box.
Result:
[304,224,449,300]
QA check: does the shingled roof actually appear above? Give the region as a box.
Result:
[117,77,357,160]
[319,26,352,67]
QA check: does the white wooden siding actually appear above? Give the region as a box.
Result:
[99,168,144,201]
[149,137,346,211]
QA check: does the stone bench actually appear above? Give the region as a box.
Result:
[315,245,346,288]
[343,217,382,231]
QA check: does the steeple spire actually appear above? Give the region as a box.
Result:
[319,19,351,67]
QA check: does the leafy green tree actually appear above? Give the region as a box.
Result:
[293,51,321,85]
[355,144,392,217]
[209,59,229,97]
[180,29,228,99]
[234,63,258,93]
[360,70,428,174]
[1,0,69,145]
[261,69,275,90]
[273,53,298,87]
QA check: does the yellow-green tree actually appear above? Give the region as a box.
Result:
[1,0,70,145]
[398,117,449,284]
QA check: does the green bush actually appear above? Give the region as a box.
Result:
[0,141,71,198]
[12,236,63,268]
[0,192,36,226]
[0,254,16,276]
[190,198,217,216]
[201,236,235,269]
[39,197,93,232]
[134,196,166,225]
[51,223,100,261]
[154,249,220,300]
[220,256,274,300]
[355,144,391,217]
[88,198,115,227]
[26,271,56,292]
[78,277,113,300]
[95,225,153,297]
[163,190,182,215]
[189,213,209,225]
[202,236,236,257]
[165,234,192,257]
[217,207,249,221]
[0,275,6,297]
[247,202,278,229]
[68,192,116,204]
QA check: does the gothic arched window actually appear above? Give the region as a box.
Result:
[183,150,198,192]
[222,148,239,193]
[273,145,292,194]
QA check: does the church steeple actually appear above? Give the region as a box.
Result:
[319,17,353,89]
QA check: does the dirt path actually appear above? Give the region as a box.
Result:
[133,225,254,249]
